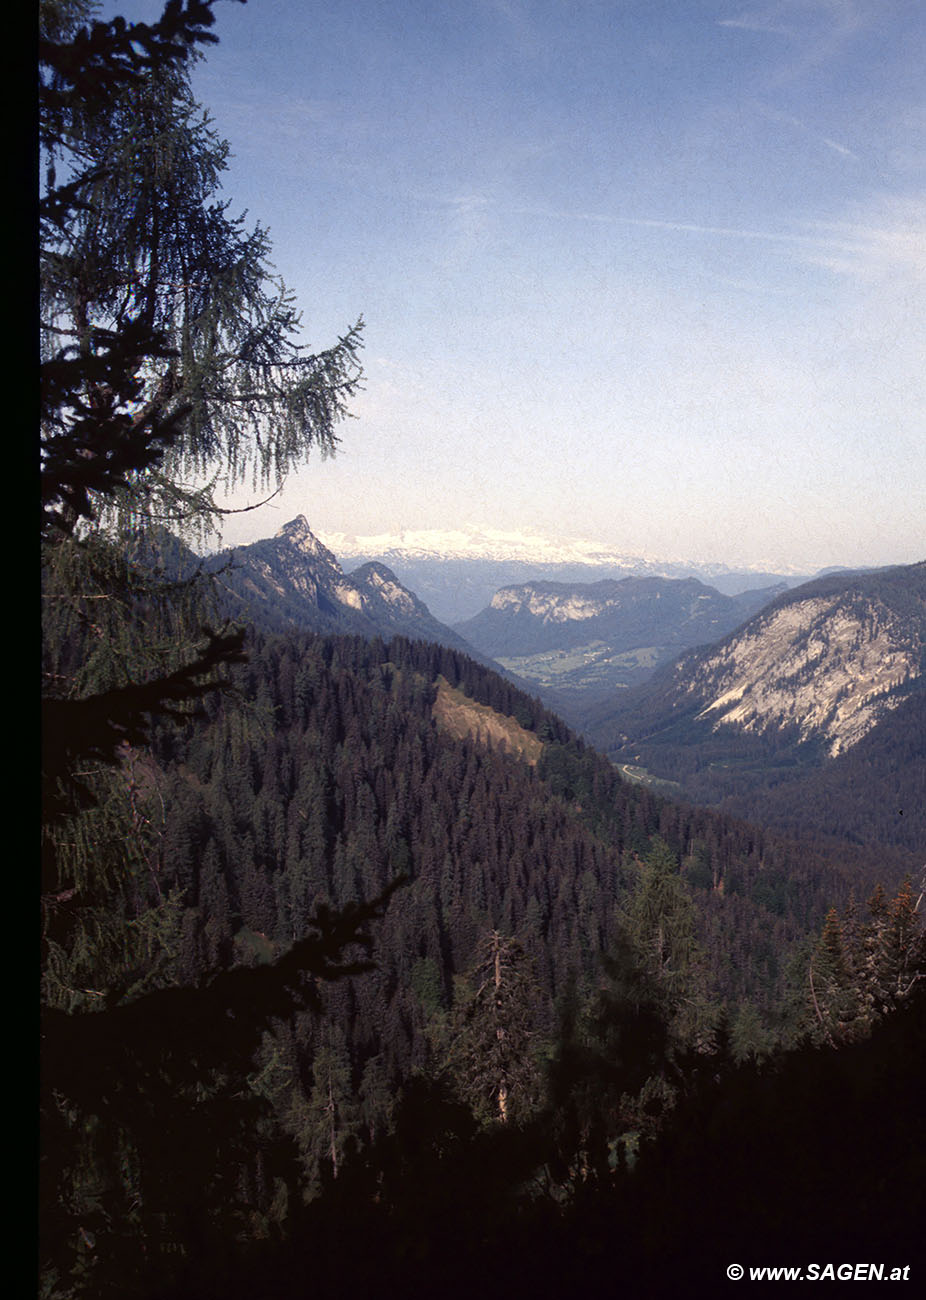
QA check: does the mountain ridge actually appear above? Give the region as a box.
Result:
[577,560,926,846]
[320,523,812,576]
[318,525,814,622]
[453,573,786,705]
[204,516,487,660]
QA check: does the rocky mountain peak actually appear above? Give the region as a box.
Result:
[276,515,339,566]
[351,562,423,616]
[204,517,487,661]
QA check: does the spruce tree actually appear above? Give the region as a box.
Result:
[444,931,546,1126]
[40,0,363,545]
[624,837,719,1054]
[40,0,363,837]
[804,878,926,1046]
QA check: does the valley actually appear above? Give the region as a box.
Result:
[494,640,662,694]
[578,562,926,836]
[454,574,783,705]
[191,515,925,861]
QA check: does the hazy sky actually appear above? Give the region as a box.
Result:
[106,0,924,569]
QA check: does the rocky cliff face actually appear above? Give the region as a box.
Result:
[226,516,346,611]
[570,561,926,850]
[687,592,922,756]
[579,562,926,802]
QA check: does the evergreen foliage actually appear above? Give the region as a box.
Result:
[804,878,926,1046]
[443,931,547,1125]
[40,616,926,1294]
[40,0,363,542]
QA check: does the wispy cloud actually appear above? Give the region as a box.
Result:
[415,189,498,270]
[718,15,793,36]
[717,2,871,77]
[447,191,492,238]
[614,205,926,282]
[574,210,829,249]
[803,195,926,280]
[520,196,926,284]
[757,104,857,158]
[818,136,855,158]
[718,1,867,36]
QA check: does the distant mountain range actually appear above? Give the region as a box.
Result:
[201,520,804,708]
[453,575,785,703]
[321,526,811,623]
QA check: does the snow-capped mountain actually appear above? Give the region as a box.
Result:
[319,526,807,623]
[320,525,671,568]
[319,524,811,574]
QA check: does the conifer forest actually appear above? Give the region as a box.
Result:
[39,4,926,1297]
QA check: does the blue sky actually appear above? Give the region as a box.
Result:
[105,1,924,569]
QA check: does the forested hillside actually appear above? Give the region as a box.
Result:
[141,629,918,1020]
[41,619,926,1296]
